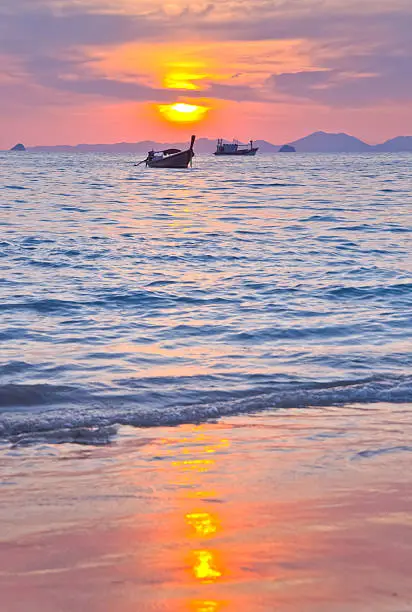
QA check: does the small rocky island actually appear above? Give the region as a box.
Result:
[279,144,296,153]
[10,143,26,152]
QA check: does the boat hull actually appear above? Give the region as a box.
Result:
[147,149,194,168]
[214,148,259,156]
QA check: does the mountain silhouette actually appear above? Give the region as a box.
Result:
[374,136,412,152]
[290,131,371,153]
[10,143,26,151]
[6,132,412,153]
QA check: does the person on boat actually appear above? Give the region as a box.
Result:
[148,150,163,162]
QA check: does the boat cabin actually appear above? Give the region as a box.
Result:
[216,141,239,154]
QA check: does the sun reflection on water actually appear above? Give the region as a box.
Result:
[190,600,223,612]
[172,458,215,471]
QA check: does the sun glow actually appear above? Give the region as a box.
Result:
[158,102,209,123]
[191,602,221,612]
[164,72,207,90]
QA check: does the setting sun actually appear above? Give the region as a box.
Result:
[158,102,209,124]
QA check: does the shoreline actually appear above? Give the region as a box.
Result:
[1,404,412,611]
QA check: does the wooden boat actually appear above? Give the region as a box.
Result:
[145,135,195,168]
[214,139,259,156]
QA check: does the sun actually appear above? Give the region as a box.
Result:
[158,102,209,124]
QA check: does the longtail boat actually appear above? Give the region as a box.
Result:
[140,135,196,168]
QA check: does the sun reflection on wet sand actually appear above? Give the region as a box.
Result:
[186,512,219,537]
[2,410,412,611]
[192,550,222,582]
[166,426,232,609]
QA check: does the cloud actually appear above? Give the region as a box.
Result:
[26,59,264,104]
[1,0,412,109]
[199,81,266,103]
[41,75,182,102]
[269,53,412,107]
[0,46,260,105]
[2,1,411,53]
[58,77,264,103]
[0,10,164,56]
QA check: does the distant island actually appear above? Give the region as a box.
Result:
[6,132,412,154]
[279,144,296,153]
[10,143,26,152]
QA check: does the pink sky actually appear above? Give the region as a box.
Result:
[1,0,411,147]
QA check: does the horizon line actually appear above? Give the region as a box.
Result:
[6,130,412,150]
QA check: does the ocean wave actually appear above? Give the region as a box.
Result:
[1,153,411,447]
[0,383,90,408]
[1,375,411,445]
[0,299,82,313]
[3,185,28,190]
[328,283,412,300]
[354,445,412,459]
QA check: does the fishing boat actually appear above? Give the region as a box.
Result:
[140,135,196,168]
[214,139,259,156]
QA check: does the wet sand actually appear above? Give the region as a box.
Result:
[1,403,412,612]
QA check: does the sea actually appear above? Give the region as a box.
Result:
[1,151,411,445]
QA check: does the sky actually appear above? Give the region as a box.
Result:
[1,0,411,147]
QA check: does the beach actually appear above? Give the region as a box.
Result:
[2,402,412,612]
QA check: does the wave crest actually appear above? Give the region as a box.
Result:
[1,375,411,445]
